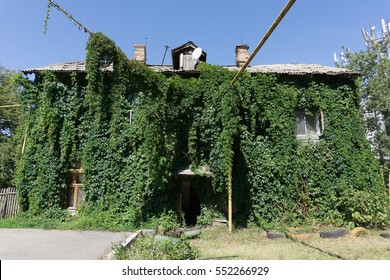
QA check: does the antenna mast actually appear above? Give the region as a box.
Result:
[362,19,389,50]
[161,44,170,66]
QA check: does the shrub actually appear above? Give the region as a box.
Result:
[68,207,141,231]
[196,204,225,228]
[158,210,180,233]
[338,190,390,228]
[115,236,200,260]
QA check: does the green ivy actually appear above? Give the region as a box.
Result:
[14,33,389,228]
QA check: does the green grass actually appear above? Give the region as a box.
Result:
[190,226,390,260]
[0,208,176,232]
[0,215,62,229]
[0,210,139,231]
[2,211,389,260]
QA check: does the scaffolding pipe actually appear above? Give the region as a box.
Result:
[231,0,297,85]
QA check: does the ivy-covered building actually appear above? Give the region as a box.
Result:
[17,33,388,227]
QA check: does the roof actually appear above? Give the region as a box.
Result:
[22,61,110,74]
[229,64,359,76]
[22,61,359,76]
[171,41,199,54]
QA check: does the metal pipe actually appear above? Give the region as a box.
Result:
[231,0,297,85]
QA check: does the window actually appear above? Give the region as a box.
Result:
[67,169,84,209]
[295,110,324,139]
[127,92,139,124]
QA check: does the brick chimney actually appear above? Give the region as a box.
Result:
[134,44,146,63]
[235,44,250,67]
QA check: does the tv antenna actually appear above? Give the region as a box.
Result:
[161,44,170,66]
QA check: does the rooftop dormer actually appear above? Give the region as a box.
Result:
[171,41,207,70]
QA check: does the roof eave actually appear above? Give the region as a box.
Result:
[21,62,360,77]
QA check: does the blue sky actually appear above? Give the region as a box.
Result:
[0,0,389,71]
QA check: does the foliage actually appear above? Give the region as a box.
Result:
[337,189,389,228]
[0,209,67,229]
[44,1,91,35]
[0,65,20,188]
[0,207,139,231]
[65,206,140,231]
[196,204,225,228]
[14,32,389,229]
[114,236,200,260]
[0,65,20,136]
[158,210,181,233]
[339,41,390,165]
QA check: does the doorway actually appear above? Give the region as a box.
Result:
[180,180,201,226]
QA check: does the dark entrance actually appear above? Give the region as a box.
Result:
[180,180,201,226]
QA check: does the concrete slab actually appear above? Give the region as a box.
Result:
[0,228,131,260]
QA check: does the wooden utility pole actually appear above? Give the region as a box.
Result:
[228,0,297,234]
[0,105,20,108]
[231,0,297,85]
[228,166,233,234]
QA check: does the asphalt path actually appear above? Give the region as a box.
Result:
[0,228,131,260]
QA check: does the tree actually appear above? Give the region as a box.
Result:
[339,37,390,166]
[0,65,20,188]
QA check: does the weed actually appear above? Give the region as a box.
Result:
[158,210,180,234]
[115,236,200,260]
[196,205,225,228]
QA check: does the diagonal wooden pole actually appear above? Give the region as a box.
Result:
[231,0,297,85]
[0,105,21,108]
[228,166,233,234]
[228,0,297,235]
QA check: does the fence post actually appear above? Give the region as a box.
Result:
[0,188,8,218]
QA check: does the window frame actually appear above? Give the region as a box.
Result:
[67,169,84,209]
[295,109,324,140]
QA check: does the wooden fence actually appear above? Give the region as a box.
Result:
[0,187,19,218]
